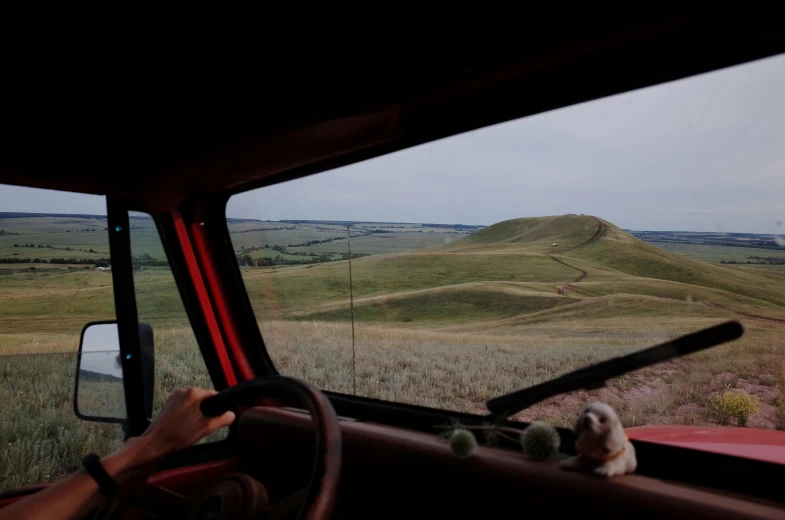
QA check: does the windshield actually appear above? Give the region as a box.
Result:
[227,54,785,432]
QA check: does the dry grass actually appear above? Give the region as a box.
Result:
[0,333,80,355]
[775,367,785,431]
[1,312,783,490]
[0,327,216,491]
[262,319,643,408]
[0,353,124,490]
[260,317,785,425]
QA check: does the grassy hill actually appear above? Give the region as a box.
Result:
[298,283,576,324]
[6,211,781,342]
[448,214,601,252]
[241,214,785,326]
[239,251,578,317]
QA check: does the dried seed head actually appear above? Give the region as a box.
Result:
[521,421,560,461]
[450,428,477,458]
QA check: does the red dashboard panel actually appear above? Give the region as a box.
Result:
[239,407,785,519]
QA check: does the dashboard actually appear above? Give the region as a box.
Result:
[236,407,785,519]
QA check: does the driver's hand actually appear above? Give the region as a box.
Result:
[137,388,235,463]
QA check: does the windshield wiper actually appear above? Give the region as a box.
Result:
[486,321,743,419]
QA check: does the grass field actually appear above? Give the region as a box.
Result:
[0,217,216,489]
[0,327,216,490]
[227,220,473,256]
[0,215,166,262]
[2,212,785,490]
[288,232,467,255]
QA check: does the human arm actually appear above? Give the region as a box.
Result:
[0,388,235,520]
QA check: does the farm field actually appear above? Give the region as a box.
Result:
[651,242,785,264]
[227,219,477,257]
[0,214,165,262]
[3,212,785,489]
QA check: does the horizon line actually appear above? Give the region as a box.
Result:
[1,211,784,237]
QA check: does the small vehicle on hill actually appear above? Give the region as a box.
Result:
[1,17,785,519]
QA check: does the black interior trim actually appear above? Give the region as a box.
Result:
[3,18,785,195]
[106,198,149,437]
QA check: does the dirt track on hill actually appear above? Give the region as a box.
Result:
[702,302,785,325]
[559,216,606,252]
[549,256,587,295]
[550,217,603,295]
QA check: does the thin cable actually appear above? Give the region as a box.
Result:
[347,226,357,395]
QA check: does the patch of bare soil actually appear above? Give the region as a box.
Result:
[737,379,779,429]
[506,361,783,430]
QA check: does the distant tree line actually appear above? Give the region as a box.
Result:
[0,257,110,265]
[632,231,785,252]
[0,252,167,268]
[49,257,108,265]
[721,256,785,265]
[643,237,785,250]
[0,229,20,236]
[0,212,107,219]
[283,235,355,248]
[131,253,169,267]
[231,226,297,234]
[237,253,335,267]
[236,250,366,267]
[421,223,483,230]
[238,235,359,255]
[13,243,105,254]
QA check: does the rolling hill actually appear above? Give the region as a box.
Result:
[240,214,785,327]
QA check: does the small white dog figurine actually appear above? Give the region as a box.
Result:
[560,402,637,478]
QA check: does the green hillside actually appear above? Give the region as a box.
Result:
[449,215,785,306]
[240,251,578,314]
[298,284,576,324]
[5,211,781,339]
[238,214,785,328]
[450,214,601,252]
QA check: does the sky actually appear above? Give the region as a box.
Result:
[3,53,785,233]
[80,323,123,378]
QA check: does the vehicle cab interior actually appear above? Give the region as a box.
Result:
[2,17,785,519]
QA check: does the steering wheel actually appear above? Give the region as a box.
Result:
[97,376,342,520]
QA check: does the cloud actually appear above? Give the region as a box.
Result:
[5,54,785,235]
[229,52,785,234]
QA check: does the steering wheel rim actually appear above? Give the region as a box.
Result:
[200,375,342,520]
[97,376,342,520]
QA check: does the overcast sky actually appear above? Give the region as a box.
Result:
[3,53,785,233]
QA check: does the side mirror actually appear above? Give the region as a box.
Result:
[74,320,154,423]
